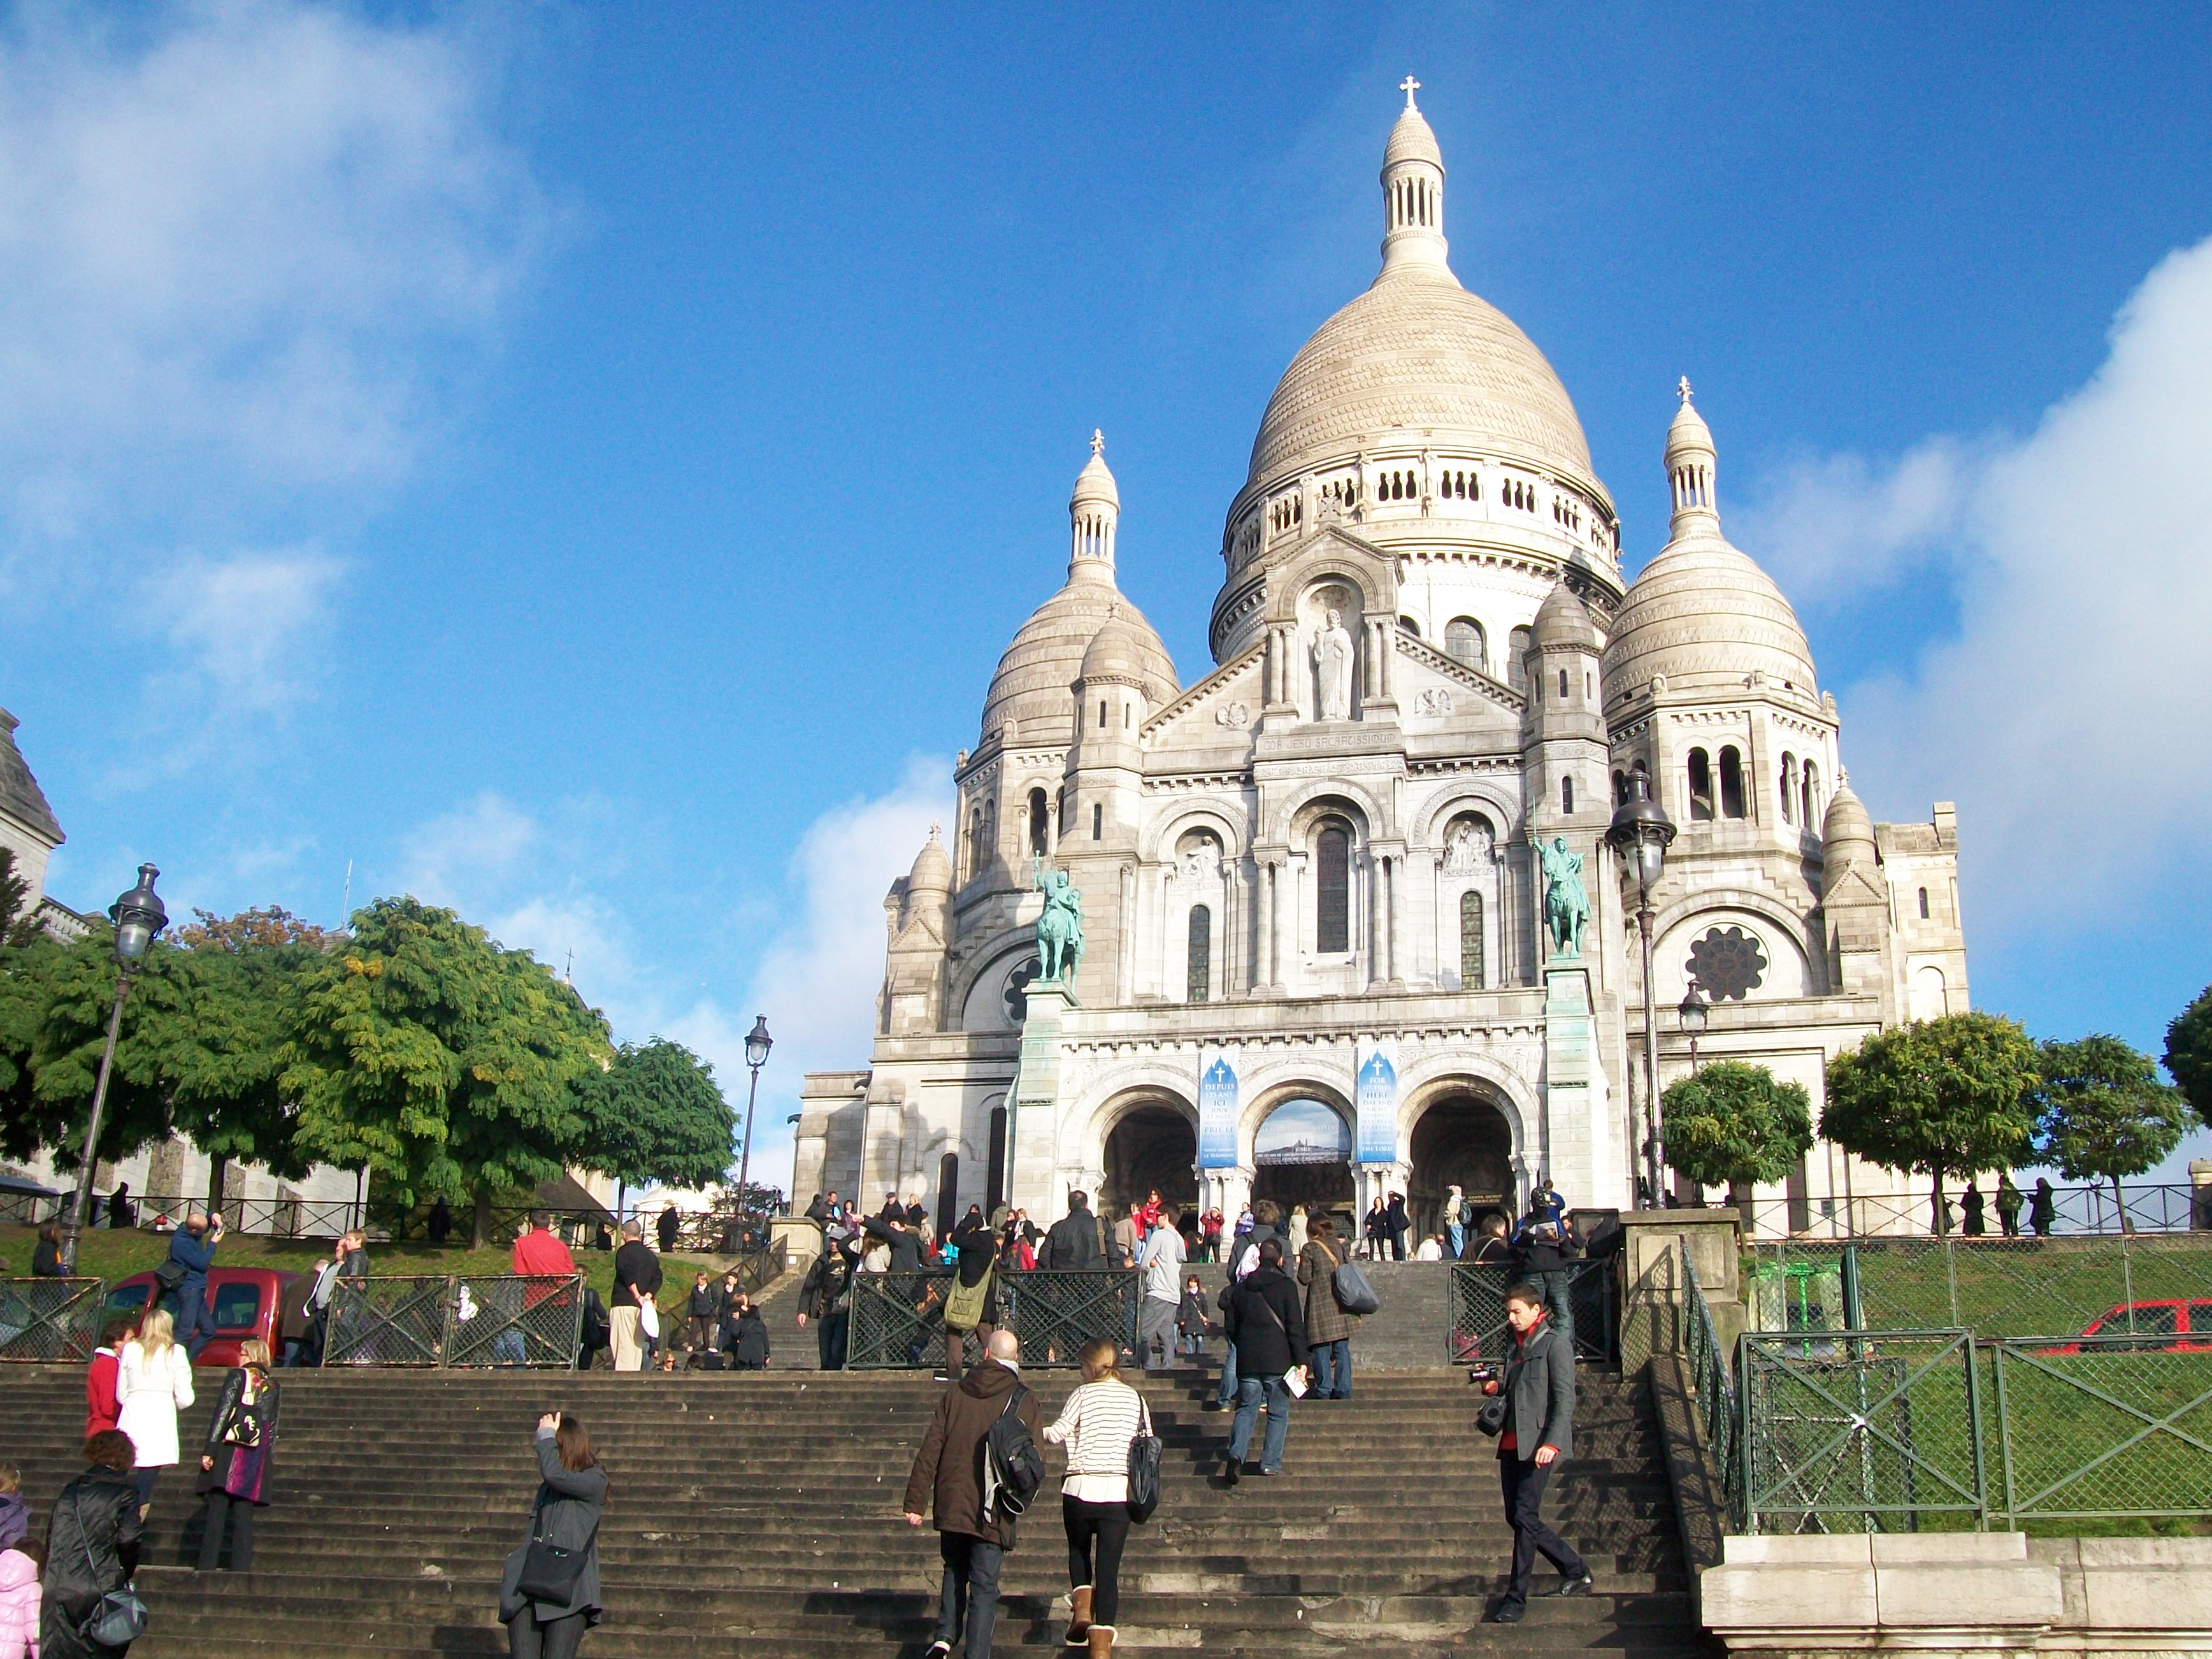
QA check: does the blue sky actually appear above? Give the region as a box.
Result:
[3,2,2208,1191]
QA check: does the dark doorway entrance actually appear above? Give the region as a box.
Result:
[1408,1095,1514,1244]
[1100,1104,1197,1219]
[1251,1098,1354,1235]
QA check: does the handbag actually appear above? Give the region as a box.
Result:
[1332,1257,1381,1316]
[1126,1395,1163,1523]
[945,1266,992,1333]
[152,1256,187,1294]
[73,1490,149,1649]
[1476,1395,1509,1437]
[514,1491,598,1605]
[221,1372,265,1447]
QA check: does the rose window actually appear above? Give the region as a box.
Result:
[1686,926,1766,1002]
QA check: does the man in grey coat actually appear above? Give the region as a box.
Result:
[1479,1281,1591,1622]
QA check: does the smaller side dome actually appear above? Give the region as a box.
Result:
[1531,584,1598,652]
[1079,608,1155,686]
[1820,780,1878,896]
[908,824,952,895]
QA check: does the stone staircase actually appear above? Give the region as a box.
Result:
[1345,1261,1460,1368]
[0,1364,1708,1657]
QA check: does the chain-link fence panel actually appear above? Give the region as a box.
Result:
[1991,1337,2212,1526]
[1739,1330,1983,1535]
[1001,1270,1137,1368]
[0,1277,104,1362]
[845,1270,957,1370]
[1680,1246,1741,1523]
[322,1275,451,1366]
[1448,1261,1614,1365]
[445,1275,582,1368]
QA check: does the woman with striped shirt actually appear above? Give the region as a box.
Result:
[1042,1337,1147,1658]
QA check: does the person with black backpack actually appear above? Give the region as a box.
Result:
[904,1328,1044,1659]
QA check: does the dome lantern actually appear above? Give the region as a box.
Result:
[1665,377,1720,538]
[1381,76,1449,276]
[1069,429,1120,584]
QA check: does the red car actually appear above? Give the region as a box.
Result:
[103,1267,301,1367]
[2050,1298,2212,1353]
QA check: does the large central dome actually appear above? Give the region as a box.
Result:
[1243,94,1595,496]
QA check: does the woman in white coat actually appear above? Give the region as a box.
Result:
[117,1305,194,1515]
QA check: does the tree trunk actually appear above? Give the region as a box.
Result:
[617,1179,626,1230]
[208,1154,228,1219]
[473,1187,491,1249]
[2114,1172,2135,1235]
[1931,1172,1950,1235]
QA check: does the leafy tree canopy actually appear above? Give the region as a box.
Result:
[1662,1061,1814,1195]
[2029,1035,2190,1219]
[281,896,610,1212]
[0,847,46,949]
[575,1037,736,1195]
[1822,1012,2041,1221]
[2166,984,2212,1131]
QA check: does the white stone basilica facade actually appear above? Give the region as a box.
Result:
[797,90,1968,1239]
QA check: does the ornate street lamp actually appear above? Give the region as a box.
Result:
[735,1015,772,1203]
[62,864,169,1272]
[1678,983,1709,1073]
[1605,776,1676,1203]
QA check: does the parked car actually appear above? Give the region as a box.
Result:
[2048,1298,2212,1353]
[104,1267,302,1366]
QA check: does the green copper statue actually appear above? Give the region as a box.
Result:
[1537,835,1589,959]
[1033,858,1086,985]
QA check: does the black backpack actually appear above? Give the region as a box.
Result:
[980,1385,1045,1519]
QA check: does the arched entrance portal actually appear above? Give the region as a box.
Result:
[1252,1097,1354,1233]
[1409,1093,1516,1244]
[1101,1103,1197,1219]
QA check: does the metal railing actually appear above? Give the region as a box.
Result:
[1747,1233,2212,1345]
[1447,1260,1616,1366]
[0,1190,366,1237]
[0,1277,105,1363]
[322,1274,584,1368]
[1746,1181,2204,1240]
[1732,1328,2212,1534]
[1681,1244,1738,1512]
[847,1268,1140,1370]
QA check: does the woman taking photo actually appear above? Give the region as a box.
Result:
[39,1430,143,1659]
[1042,1337,1148,1658]
[1478,1282,1591,1623]
[115,1308,193,1516]
[196,1337,279,1571]
[499,1411,607,1658]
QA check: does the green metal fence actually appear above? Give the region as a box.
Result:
[323,1274,584,1368]
[1681,1244,1738,1512]
[1731,1328,2212,1534]
[1448,1260,1615,1365]
[847,1269,1139,1370]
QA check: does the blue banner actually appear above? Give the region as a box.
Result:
[1198,1049,1240,1169]
[1354,1038,1398,1165]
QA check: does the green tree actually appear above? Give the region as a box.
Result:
[2030,1035,2190,1232]
[2166,984,2212,1131]
[1822,1012,2041,1233]
[573,1037,736,1218]
[1662,1060,1814,1219]
[0,847,47,949]
[282,896,609,1244]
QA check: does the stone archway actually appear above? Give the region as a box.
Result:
[1250,1095,1355,1235]
[1408,1092,1516,1246]
[1100,1103,1197,1220]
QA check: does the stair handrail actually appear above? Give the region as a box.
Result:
[1679,1240,1742,1529]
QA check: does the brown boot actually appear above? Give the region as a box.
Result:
[1088,1625,1116,1659]
[1065,1586,1093,1646]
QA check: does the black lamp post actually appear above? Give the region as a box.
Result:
[1678,983,1709,1073]
[735,1015,772,1203]
[62,863,168,1272]
[1605,776,1676,1203]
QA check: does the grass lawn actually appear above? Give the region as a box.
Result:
[0,1223,743,1313]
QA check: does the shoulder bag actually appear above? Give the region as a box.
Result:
[1329,1241,1381,1316]
[152,1256,187,1294]
[1126,1393,1163,1523]
[945,1265,993,1333]
[73,1488,149,1649]
[514,1489,598,1605]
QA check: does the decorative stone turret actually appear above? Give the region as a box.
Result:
[1380,76,1448,276]
[1069,429,1119,582]
[1664,377,1719,540]
[879,825,951,1035]
[1523,583,1609,835]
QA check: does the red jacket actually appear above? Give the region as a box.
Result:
[87,1345,121,1440]
[512,1228,579,1308]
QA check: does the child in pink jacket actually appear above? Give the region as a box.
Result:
[0,1539,40,1658]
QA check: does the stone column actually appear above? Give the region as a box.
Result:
[1268,858,1287,988]
[1117,863,1135,1003]
[1253,859,1273,995]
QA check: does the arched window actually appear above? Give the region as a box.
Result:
[1613,770,1628,805]
[937,1152,959,1237]
[1802,760,1820,827]
[1688,749,1714,821]
[1507,626,1533,691]
[1779,754,1797,824]
[1399,615,1421,636]
[1460,889,1485,989]
[1918,887,1930,920]
[1445,616,1484,669]
[986,1105,1007,1214]
[968,807,986,875]
[1558,667,1570,700]
[1719,745,1747,819]
[1059,787,1071,837]
[1562,775,1574,814]
[1028,788,1049,858]
[1187,905,1212,1003]
[1091,802,1103,840]
[1316,824,1351,953]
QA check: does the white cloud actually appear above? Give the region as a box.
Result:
[399,791,540,907]
[1760,237,2212,940]
[1739,438,1975,604]
[142,545,344,717]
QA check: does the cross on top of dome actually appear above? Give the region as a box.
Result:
[1399,75,1420,108]
[1090,428,1104,457]
[1677,375,1694,405]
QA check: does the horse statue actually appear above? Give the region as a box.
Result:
[1537,835,1589,959]
[1033,859,1086,985]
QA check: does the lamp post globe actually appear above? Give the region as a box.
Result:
[64,863,171,1271]
[1605,776,1677,1204]
[1677,984,1709,1072]
[736,1016,772,1207]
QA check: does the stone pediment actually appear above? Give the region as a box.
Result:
[1395,631,1526,721]
[1142,643,1265,743]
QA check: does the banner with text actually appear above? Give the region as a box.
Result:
[1198,1048,1241,1170]
[1354,1037,1400,1165]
